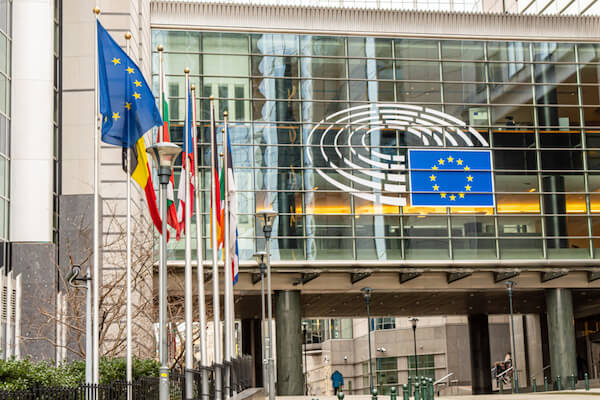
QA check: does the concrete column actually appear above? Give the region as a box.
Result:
[242,319,263,388]
[468,314,492,394]
[545,289,577,380]
[275,290,303,395]
[525,314,544,385]
[11,0,55,242]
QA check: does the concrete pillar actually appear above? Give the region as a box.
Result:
[525,314,544,385]
[275,290,303,395]
[468,314,492,394]
[242,319,263,388]
[545,289,577,380]
[11,0,55,242]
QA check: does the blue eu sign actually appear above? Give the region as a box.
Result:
[408,149,494,207]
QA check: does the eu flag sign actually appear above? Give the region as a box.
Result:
[97,21,162,148]
[408,149,494,207]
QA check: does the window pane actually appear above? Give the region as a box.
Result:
[487,42,530,62]
[203,32,248,54]
[395,39,438,59]
[442,62,485,82]
[441,40,484,60]
[396,61,440,81]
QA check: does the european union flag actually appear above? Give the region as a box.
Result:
[409,149,494,207]
[97,21,162,148]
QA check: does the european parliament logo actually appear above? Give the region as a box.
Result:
[409,149,494,207]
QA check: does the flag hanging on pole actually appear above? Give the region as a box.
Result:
[177,84,195,233]
[211,111,224,249]
[126,137,170,240]
[160,74,182,239]
[97,21,161,147]
[225,127,239,285]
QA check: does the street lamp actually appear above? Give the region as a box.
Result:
[253,251,268,395]
[65,265,92,384]
[147,142,182,400]
[361,287,374,394]
[505,280,519,393]
[257,209,277,400]
[302,321,309,395]
[409,317,419,379]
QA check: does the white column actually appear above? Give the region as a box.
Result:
[10,0,54,242]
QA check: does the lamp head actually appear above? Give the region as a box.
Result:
[257,209,277,227]
[360,287,372,302]
[505,280,515,290]
[146,142,182,184]
[253,251,267,265]
[409,316,419,329]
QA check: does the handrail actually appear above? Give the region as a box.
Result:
[434,372,454,386]
[496,366,514,379]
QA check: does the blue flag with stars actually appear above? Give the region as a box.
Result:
[97,21,162,148]
[409,149,494,207]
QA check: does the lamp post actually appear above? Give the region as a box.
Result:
[253,251,268,395]
[65,265,92,385]
[147,142,182,400]
[409,317,419,379]
[505,280,519,393]
[361,287,374,394]
[257,209,277,400]
[302,321,309,395]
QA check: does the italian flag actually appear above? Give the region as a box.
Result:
[176,85,195,234]
[161,77,182,239]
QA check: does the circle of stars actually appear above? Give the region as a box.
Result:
[429,155,474,202]
[106,57,143,124]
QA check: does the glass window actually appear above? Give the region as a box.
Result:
[488,63,531,83]
[488,84,533,105]
[203,32,248,54]
[487,42,530,62]
[395,39,438,60]
[375,317,396,330]
[301,36,345,57]
[408,354,435,380]
[0,33,6,75]
[396,61,440,81]
[441,40,484,60]
[397,82,441,103]
[153,30,200,52]
[376,357,398,395]
[330,319,353,339]
[443,83,486,104]
[442,62,486,82]
[533,43,575,62]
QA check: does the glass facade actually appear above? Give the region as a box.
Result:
[152,30,600,263]
[0,0,10,242]
[408,354,436,379]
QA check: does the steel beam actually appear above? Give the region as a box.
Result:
[399,272,422,284]
[541,270,568,282]
[293,273,320,286]
[351,272,372,284]
[447,271,472,284]
[494,271,520,283]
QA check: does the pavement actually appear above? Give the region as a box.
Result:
[277,391,600,400]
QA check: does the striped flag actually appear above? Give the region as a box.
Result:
[177,84,194,233]
[211,111,224,249]
[160,75,181,239]
[224,127,239,285]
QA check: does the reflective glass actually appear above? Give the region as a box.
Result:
[396,61,440,81]
[395,39,438,60]
[579,43,600,63]
[203,32,248,54]
[488,84,533,105]
[396,82,441,103]
[301,36,345,57]
[487,42,530,62]
[153,30,200,52]
[443,83,486,104]
[442,62,486,82]
[488,63,531,83]
[452,239,496,259]
[441,40,484,60]
[533,43,575,62]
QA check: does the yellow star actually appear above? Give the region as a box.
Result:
[447,156,454,163]
[433,184,439,191]
[124,102,132,110]
[432,165,438,170]
[112,112,120,120]
[104,115,108,123]
[430,174,436,181]
[438,158,445,165]
[464,165,470,171]
[126,66,134,74]
[111,57,120,65]
[134,80,142,87]
[456,159,463,165]
[465,185,472,191]
[440,193,447,198]
[467,175,474,182]
[449,194,456,201]
[133,92,141,100]
[459,193,465,198]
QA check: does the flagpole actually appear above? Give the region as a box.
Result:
[124,31,133,400]
[158,46,164,142]
[210,97,222,400]
[223,112,232,400]
[183,68,194,400]
[92,6,101,386]
[191,85,209,400]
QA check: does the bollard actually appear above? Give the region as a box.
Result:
[585,373,590,391]
[372,388,378,400]
[557,375,562,391]
[429,378,434,400]
[570,375,576,391]
[414,383,420,400]
[533,377,537,392]
[402,384,409,400]
[407,376,412,396]
[390,386,397,400]
[544,376,549,392]
[499,379,503,394]
[338,392,344,400]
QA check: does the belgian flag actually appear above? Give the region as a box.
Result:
[123,137,165,239]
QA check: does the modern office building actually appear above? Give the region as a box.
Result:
[3,0,600,396]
